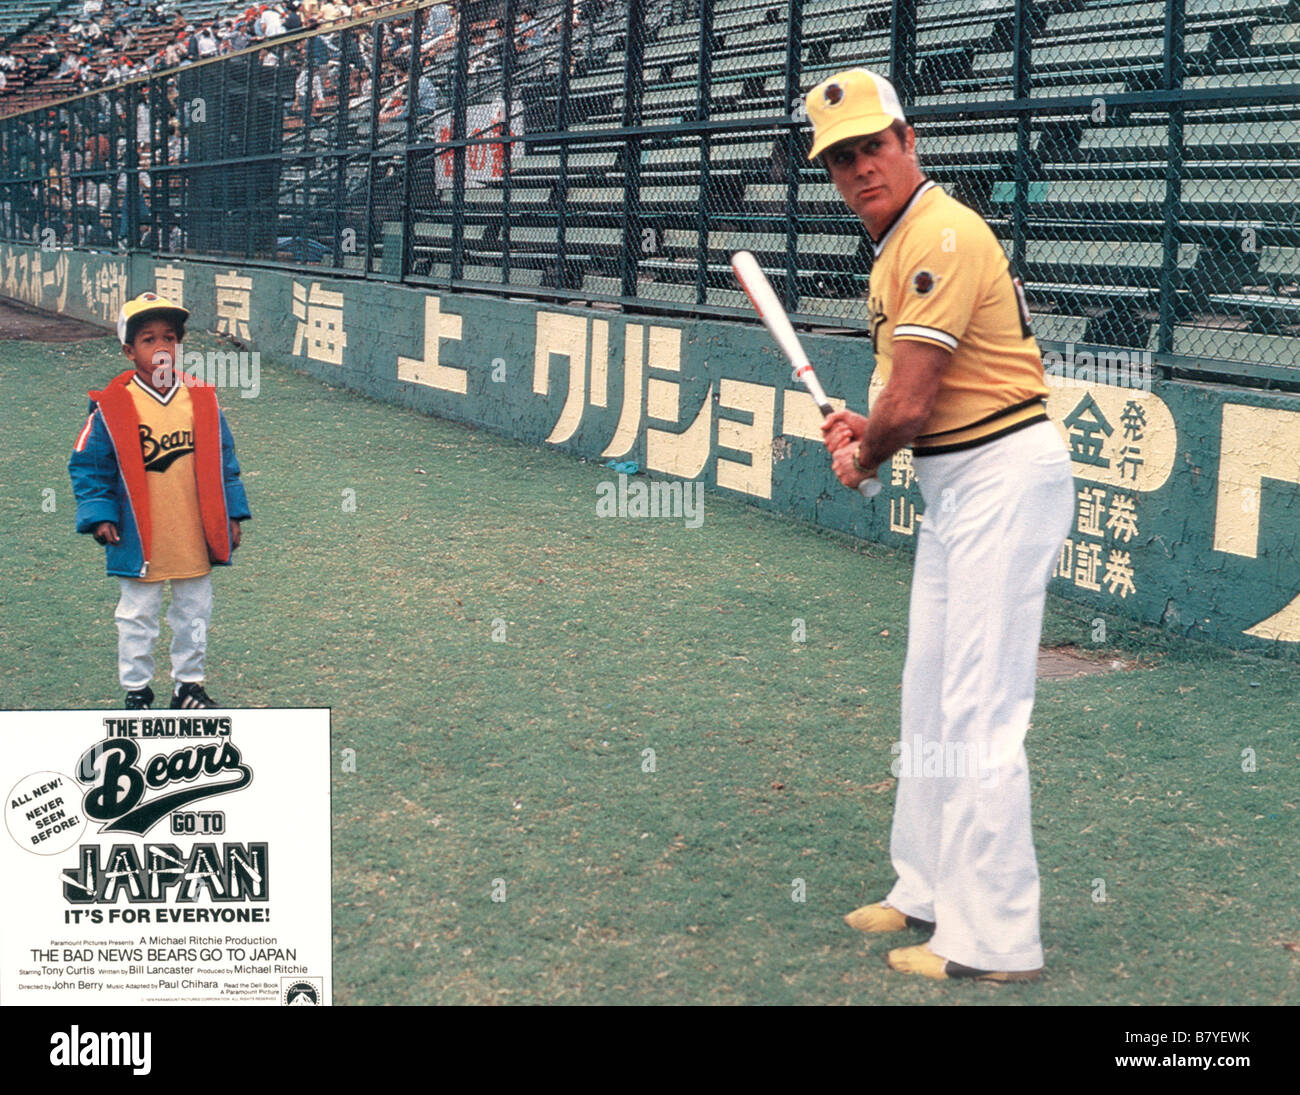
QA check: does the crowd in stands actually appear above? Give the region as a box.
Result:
[0,1,422,105]
[2,0,608,251]
[1,0,604,113]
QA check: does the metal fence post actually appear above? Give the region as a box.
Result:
[402,8,423,281]
[363,20,383,277]
[694,0,714,306]
[219,56,229,256]
[502,0,517,285]
[1011,0,1033,282]
[1158,0,1186,357]
[333,29,351,269]
[782,0,804,312]
[555,0,574,289]
[619,0,646,298]
[890,0,917,105]
[125,84,140,249]
[242,57,254,260]
[451,3,469,282]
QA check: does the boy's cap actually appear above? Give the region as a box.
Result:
[118,291,188,345]
[805,68,906,160]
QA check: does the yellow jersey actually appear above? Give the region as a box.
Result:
[127,376,211,581]
[867,181,1049,455]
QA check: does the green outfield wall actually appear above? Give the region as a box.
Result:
[8,242,1298,655]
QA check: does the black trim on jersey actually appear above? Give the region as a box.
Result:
[915,395,1047,442]
[130,373,181,406]
[913,412,1050,456]
[870,179,937,256]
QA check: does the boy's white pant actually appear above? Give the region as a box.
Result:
[885,421,1074,971]
[115,574,213,691]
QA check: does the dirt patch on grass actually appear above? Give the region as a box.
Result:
[1038,644,1140,680]
[0,296,110,342]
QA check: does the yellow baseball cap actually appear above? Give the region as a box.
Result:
[117,292,189,346]
[806,68,906,161]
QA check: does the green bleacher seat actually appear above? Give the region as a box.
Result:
[917,21,1002,47]
[1045,2,1164,35]
[721,25,787,48]
[712,49,786,76]
[657,20,702,43]
[1259,246,1300,280]
[919,0,1014,18]
[1187,0,1292,15]
[827,36,892,62]
[641,183,703,203]
[1187,68,1300,87]
[1164,325,1300,364]
[1024,239,1199,277]
[463,186,551,205]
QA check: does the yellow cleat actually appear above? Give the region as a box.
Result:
[886,942,950,978]
[844,901,935,933]
[886,942,1043,983]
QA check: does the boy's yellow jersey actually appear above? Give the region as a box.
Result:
[127,376,211,581]
[867,181,1049,455]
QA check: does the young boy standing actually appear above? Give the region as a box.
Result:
[69,292,251,709]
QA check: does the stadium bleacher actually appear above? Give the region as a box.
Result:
[0,0,1296,374]
[0,2,64,41]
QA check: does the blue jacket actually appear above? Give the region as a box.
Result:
[69,370,251,579]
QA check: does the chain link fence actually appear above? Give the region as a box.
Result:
[1,0,1297,382]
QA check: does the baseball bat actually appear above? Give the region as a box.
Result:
[730,251,880,498]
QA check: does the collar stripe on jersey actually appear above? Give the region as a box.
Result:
[871,179,937,257]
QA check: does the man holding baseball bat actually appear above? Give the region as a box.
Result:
[808,69,1075,981]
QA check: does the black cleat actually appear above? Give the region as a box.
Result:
[170,682,218,709]
[125,686,155,710]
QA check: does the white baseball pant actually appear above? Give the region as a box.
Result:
[115,574,213,691]
[885,419,1075,971]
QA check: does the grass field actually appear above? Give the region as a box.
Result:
[2,330,1297,1005]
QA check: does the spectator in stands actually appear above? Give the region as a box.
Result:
[55,52,84,80]
[377,82,405,123]
[416,71,438,116]
[516,8,539,51]
[350,68,372,110]
[308,30,340,66]
[259,5,287,38]
[116,153,150,246]
[342,26,365,68]
[284,3,304,33]
[467,25,499,75]
[319,1,352,24]
[36,38,62,72]
[294,64,326,111]
[425,1,453,41]
[84,0,104,18]
[195,25,219,58]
